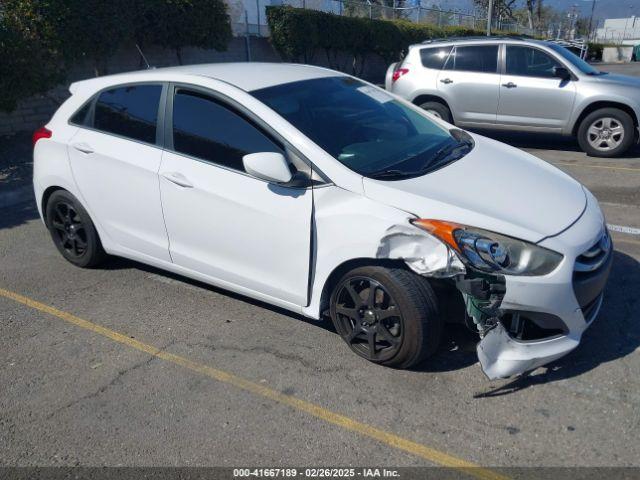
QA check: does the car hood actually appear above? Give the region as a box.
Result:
[592,72,640,89]
[362,133,586,243]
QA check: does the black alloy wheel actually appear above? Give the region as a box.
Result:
[49,201,88,259]
[45,190,106,268]
[333,276,404,363]
[329,266,442,369]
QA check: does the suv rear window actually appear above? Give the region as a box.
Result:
[444,45,499,73]
[93,84,162,144]
[420,46,452,70]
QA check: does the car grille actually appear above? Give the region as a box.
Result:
[572,228,612,315]
[582,293,604,324]
[574,229,612,273]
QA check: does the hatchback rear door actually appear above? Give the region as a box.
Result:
[67,83,171,262]
[436,44,500,125]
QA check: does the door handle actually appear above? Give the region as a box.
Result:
[71,142,94,154]
[502,82,517,88]
[162,171,194,188]
[440,78,453,84]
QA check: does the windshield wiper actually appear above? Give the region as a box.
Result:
[369,132,474,180]
[430,139,472,167]
[369,169,419,180]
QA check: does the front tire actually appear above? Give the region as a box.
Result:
[577,107,635,157]
[329,266,442,369]
[45,190,106,268]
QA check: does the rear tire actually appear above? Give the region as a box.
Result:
[329,266,442,369]
[45,190,106,268]
[577,107,635,158]
[419,101,453,124]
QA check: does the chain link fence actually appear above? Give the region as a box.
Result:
[234,0,535,38]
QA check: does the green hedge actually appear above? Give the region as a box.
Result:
[266,6,520,74]
[0,0,232,113]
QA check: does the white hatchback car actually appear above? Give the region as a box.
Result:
[33,63,612,379]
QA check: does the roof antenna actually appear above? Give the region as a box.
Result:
[135,43,153,69]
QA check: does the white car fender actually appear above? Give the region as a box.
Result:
[303,185,460,319]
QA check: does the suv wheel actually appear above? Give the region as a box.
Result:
[45,190,107,268]
[577,108,635,157]
[419,101,453,124]
[329,266,442,369]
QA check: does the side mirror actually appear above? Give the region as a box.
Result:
[553,66,571,80]
[243,152,293,184]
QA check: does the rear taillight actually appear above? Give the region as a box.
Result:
[33,126,52,146]
[392,68,409,83]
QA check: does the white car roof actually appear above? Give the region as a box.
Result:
[70,62,343,94]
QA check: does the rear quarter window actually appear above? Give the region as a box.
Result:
[419,47,452,70]
[93,84,162,144]
[69,102,92,126]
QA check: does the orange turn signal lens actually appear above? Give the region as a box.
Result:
[411,219,463,252]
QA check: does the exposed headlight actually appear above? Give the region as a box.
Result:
[411,219,563,276]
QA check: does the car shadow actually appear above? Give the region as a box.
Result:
[0,200,40,231]
[99,256,337,334]
[469,129,640,158]
[474,250,640,397]
[100,250,640,388]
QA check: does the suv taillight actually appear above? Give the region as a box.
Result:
[33,126,52,146]
[392,68,409,83]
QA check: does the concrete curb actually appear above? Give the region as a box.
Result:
[0,184,34,209]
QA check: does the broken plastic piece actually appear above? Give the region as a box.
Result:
[376,224,465,277]
[476,322,542,380]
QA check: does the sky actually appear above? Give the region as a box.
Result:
[423,0,640,22]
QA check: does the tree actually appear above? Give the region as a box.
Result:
[473,0,517,25]
[4,0,134,77]
[0,0,66,112]
[145,0,233,65]
[56,0,134,76]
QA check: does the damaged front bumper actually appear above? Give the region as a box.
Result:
[385,191,612,380]
[473,199,612,380]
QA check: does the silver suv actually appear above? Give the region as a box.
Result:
[386,37,640,157]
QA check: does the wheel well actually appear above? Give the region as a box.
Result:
[412,94,451,111]
[41,186,65,224]
[573,101,639,136]
[318,258,410,319]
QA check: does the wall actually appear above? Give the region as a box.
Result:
[0,35,388,138]
[602,46,634,63]
[0,37,279,137]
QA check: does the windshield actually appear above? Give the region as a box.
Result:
[546,43,603,75]
[251,76,472,180]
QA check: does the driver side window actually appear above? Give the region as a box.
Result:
[171,88,283,172]
[505,46,562,79]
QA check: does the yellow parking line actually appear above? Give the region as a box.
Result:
[0,287,508,480]
[550,162,640,173]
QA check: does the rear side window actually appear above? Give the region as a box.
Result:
[171,89,282,172]
[93,84,162,144]
[444,45,499,73]
[420,46,452,70]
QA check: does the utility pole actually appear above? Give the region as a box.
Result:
[568,4,578,40]
[622,5,633,44]
[487,0,493,36]
[587,0,597,41]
